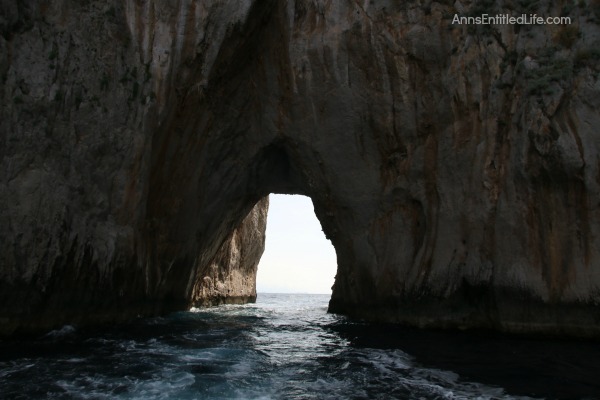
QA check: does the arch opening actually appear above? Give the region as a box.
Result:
[256,194,337,295]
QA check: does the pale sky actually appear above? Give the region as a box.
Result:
[256,194,338,294]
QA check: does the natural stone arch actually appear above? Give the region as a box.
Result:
[2,0,600,338]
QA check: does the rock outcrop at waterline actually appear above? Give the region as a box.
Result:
[1,0,600,337]
[191,198,268,306]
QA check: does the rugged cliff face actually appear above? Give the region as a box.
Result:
[1,0,600,337]
[191,197,268,306]
[0,1,272,335]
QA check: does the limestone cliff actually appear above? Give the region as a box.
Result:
[191,197,268,306]
[1,0,600,337]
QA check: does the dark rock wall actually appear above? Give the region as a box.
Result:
[1,0,600,337]
[0,0,272,335]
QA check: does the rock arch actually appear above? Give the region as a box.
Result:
[2,0,600,337]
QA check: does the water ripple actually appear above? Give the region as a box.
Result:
[0,294,598,399]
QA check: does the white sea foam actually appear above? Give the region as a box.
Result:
[44,324,76,338]
[128,371,195,399]
[0,294,573,399]
[0,362,36,379]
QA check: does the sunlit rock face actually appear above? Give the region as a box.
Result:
[1,0,600,337]
[191,197,268,306]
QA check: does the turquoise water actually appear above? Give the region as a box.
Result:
[0,293,598,399]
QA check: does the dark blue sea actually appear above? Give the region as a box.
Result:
[1,293,599,399]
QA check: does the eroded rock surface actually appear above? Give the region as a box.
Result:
[191,197,268,306]
[1,0,600,337]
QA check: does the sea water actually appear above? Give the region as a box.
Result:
[1,293,598,399]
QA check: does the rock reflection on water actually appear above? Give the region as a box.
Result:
[0,293,598,399]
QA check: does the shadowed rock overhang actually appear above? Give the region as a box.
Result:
[1,0,600,337]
